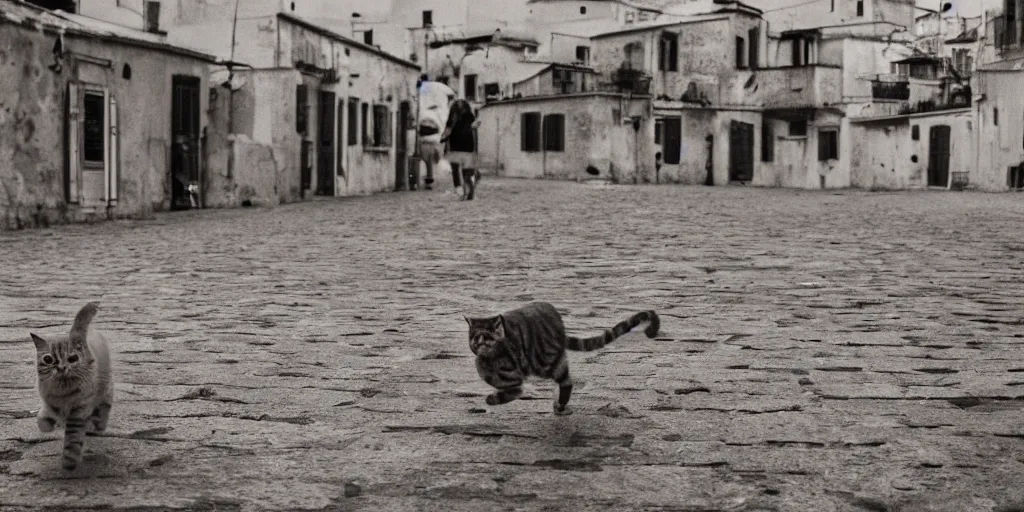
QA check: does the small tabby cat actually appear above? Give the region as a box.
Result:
[465,302,660,415]
[31,302,113,470]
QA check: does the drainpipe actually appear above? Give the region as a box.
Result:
[633,119,639,184]
[225,0,241,183]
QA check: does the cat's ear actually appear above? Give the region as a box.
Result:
[30,333,48,352]
[463,315,472,326]
[494,315,505,336]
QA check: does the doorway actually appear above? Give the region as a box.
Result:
[317,90,336,196]
[171,75,201,210]
[704,134,714,186]
[927,125,951,187]
[728,120,754,182]
[395,101,410,190]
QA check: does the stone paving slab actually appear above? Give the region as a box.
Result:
[0,179,1023,511]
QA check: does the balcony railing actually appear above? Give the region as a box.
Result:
[756,65,842,110]
[597,68,652,95]
[990,14,1023,52]
[872,80,910,100]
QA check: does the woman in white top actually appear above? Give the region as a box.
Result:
[416,75,455,190]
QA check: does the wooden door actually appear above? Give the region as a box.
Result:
[928,125,951,187]
[395,101,410,190]
[317,90,336,196]
[729,120,754,182]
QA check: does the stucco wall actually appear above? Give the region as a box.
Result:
[200,18,418,201]
[205,68,304,208]
[340,43,418,195]
[975,71,1024,191]
[0,20,210,230]
[461,48,545,105]
[759,111,850,189]
[849,110,974,190]
[652,108,716,185]
[755,65,843,109]
[589,15,762,108]
[165,14,280,64]
[512,68,591,97]
[477,94,654,183]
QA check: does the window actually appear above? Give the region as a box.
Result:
[994,107,999,126]
[69,83,119,206]
[818,128,839,161]
[658,32,678,71]
[580,5,587,15]
[422,10,432,27]
[347,97,359,145]
[624,42,643,70]
[361,102,369,145]
[296,84,309,135]
[761,122,774,162]
[542,114,565,152]
[788,120,807,137]
[372,105,391,147]
[830,0,834,11]
[83,91,106,165]
[464,74,477,101]
[748,28,760,70]
[655,119,663,144]
[912,125,920,140]
[363,29,373,46]
[484,82,500,99]
[856,0,864,17]
[520,112,541,152]
[735,36,746,69]
[662,117,681,164]
[575,45,590,64]
[789,37,813,66]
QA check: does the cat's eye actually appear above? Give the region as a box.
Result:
[67,354,79,363]
[41,355,54,365]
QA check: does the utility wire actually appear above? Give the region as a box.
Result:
[761,0,832,13]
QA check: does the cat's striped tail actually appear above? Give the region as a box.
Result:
[566,310,660,352]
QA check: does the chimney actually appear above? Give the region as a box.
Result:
[143,1,161,33]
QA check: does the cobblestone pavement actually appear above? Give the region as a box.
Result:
[1,179,1023,512]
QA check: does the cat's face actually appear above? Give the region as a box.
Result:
[31,334,92,382]
[465,315,506,356]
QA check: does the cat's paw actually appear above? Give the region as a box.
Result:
[485,394,500,406]
[37,415,56,433]
[61,457,79,471]
[553,403,573,416]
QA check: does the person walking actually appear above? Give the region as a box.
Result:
[442,98,480,200]
[416,75,455,191]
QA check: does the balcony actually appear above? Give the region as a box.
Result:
[990,13,1024,54]
[756,65,842,110]
[597,67,652,95]
[872,79,910,100]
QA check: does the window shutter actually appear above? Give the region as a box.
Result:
[66,82,81,204]
[521,113,528,151]
[296,84,308,134]
[108,94,119,205]
[748,28,760,69]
